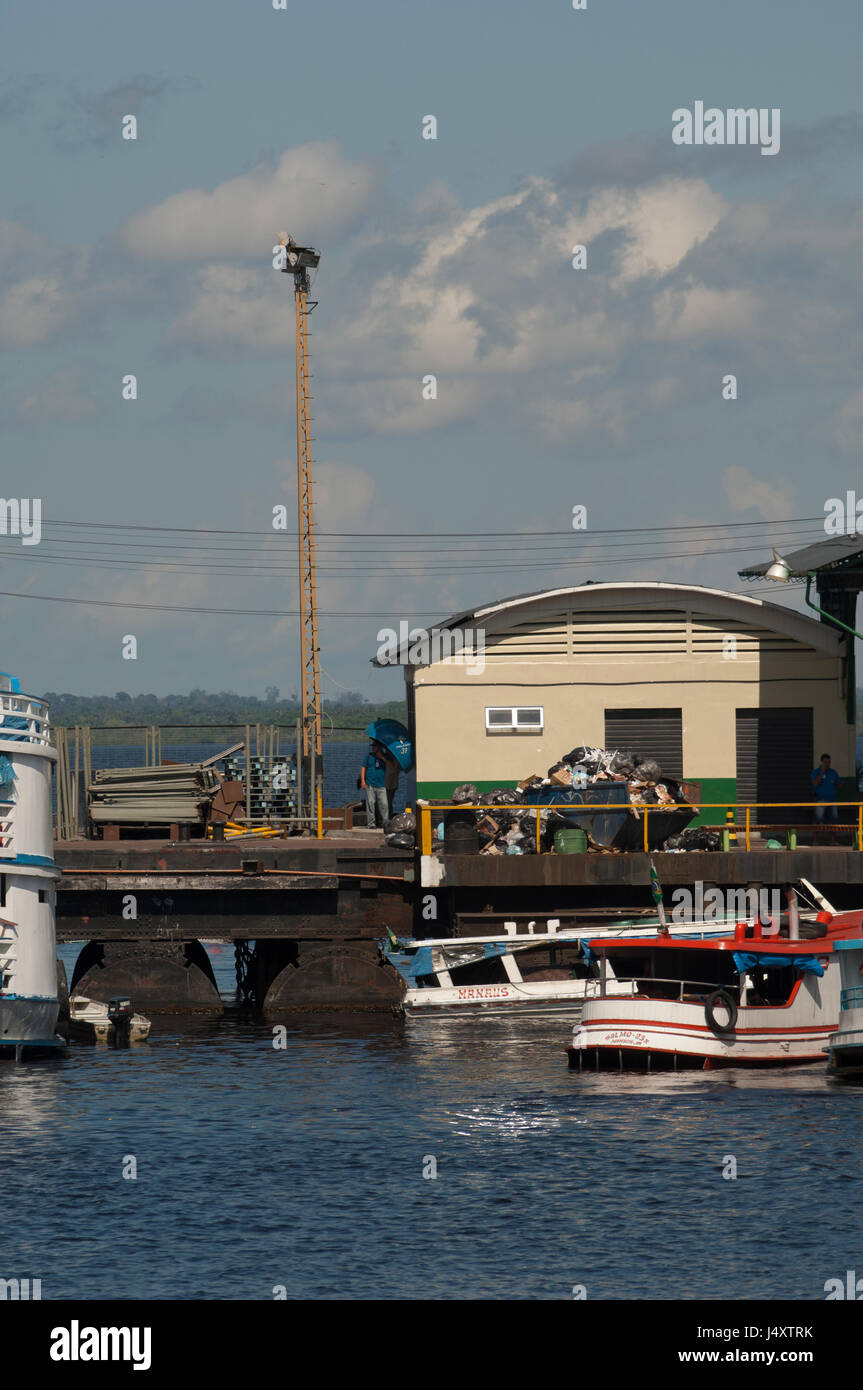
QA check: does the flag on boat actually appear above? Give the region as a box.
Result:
[649,857,670,936]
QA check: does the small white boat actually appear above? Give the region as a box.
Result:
[0,672,64,1060]
[69,995,151,1044]
[383,917,750,1019]
[827,939,863,1077]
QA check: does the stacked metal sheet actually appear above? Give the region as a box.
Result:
[88,763,222,826]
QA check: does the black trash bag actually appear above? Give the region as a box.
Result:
[633,759,662,782]
[386,811,417,835]
[681,827,720,852]
[563,746,593,767]
[546,761,569,779]
[451,783,480,804]
[518,811,541,838]
[385,832,415,849]
[487,787,521,805]
[608,749,636,773]
[663,834,683,851]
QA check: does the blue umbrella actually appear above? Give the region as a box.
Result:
[365,719,414,771]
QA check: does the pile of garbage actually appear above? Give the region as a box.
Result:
[409,743,700,855]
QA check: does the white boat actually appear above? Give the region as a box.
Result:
[569,901,863,1070]
[383,917,758,1019]
[0,672,64,1060]
[827,938,863,1078]
[69,995,151,1044]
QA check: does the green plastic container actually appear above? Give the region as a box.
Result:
[554,827,588,854]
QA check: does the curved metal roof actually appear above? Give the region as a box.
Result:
[373,581,843,664]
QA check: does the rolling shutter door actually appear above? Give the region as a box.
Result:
[735,708,813,823]
[604,709,683,778]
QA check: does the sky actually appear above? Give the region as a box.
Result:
[2,0,863,702]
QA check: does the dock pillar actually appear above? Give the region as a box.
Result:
[261,940,405,1014]
[69,939,223,1015]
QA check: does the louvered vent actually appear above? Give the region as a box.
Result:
[690,615,813,656]
[569,610,687,656]
[482,614,570,660]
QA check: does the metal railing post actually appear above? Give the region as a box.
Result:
[643,805,649,853]
[745,805,750,851]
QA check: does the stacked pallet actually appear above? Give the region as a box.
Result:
[88,764,221,827]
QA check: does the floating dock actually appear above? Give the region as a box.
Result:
[53,829,863,1013]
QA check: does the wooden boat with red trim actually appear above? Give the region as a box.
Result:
[568,907,863,1070]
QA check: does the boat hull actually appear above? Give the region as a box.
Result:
[827,1029,863,1077]
[68,996,151,1044]
[403,978,642,1019]
[569,983,838,1068]
[0,995,62,1055]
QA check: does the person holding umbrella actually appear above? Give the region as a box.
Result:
[362,718,414,826]
[360,739,389,829]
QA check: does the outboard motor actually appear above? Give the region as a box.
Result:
[107,996,134,1048]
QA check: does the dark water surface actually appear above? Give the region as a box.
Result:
[1,944,861,1301]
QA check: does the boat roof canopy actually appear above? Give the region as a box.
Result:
[586,934,835,954]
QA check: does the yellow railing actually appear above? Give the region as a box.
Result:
[417,802,863,856]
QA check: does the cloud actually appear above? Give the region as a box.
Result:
[833,386,863,452]
[123,142,375,261]
[169,265,291,349]
[555,114,863,193]
[722,466,795,520]
[0,274,72,345]
[62,76,184,149]
[14,367,97,422]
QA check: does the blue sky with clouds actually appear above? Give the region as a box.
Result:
[2,0,863,699]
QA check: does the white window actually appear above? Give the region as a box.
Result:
[485,706,544,734]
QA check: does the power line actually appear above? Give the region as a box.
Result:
[0,580,809,618]
[38,514,825,539]
[0,534,825,578]
[0,589,444,617]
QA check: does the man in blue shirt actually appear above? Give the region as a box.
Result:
[811,753,841,824]
[360,739,390,829]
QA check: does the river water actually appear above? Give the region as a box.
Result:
[2,942,861,1301]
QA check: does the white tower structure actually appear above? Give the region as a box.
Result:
[0,672,63,1058]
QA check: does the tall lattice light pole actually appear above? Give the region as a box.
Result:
[277,235,322,822]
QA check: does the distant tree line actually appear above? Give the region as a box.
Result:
[42,689,408,743]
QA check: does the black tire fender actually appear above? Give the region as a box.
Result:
[705,988,737,1035]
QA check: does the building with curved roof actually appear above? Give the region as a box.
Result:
[392,581,855,812]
